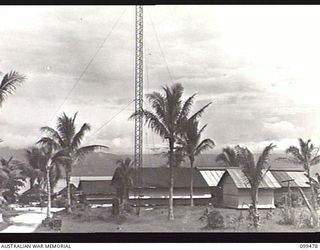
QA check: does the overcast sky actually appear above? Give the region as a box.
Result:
[0,5,320,154]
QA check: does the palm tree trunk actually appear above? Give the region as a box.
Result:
[66,171,72,213]
[168,139,174,220]
[307,165,317,210]
[46,167,52,218]
[251,187,259,230]
[190,157,194,207]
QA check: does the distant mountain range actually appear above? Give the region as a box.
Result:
[2,146,320,176]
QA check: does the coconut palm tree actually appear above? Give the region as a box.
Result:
[37,112,109,213]
[25,147,62,194]
[235,143,276,229]
[285,138,320,210]
[216,146,240,167]
[130,83,211,220]
[111,158,134,204]
[0,70,26,106]
[178,119,215,206]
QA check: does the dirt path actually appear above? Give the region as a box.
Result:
[1,208,64,233]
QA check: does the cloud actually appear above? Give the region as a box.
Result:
[0,6,320,153]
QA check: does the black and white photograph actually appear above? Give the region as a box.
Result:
[0,5,319,237]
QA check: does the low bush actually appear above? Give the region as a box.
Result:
[206,210,224,229]
[278,207,296,225]
[297,210,316,229]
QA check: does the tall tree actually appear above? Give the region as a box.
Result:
[131,83,211,220]
[111,158,134,204]
[216,146,240,167]
[178,119,215,206]
[25,147,61,192]
[235,143,276,229]
[285,138,320,210]
[38,112,109,213]
[25,145,69,218]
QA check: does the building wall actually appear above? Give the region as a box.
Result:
[274,187,311,205]
[129,187,213,206]
[237,189,275,208]
[221,174,276,209]
[221,174,239,208]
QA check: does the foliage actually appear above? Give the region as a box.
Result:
[225,210,245,231]
[297,210,315,228]
[177,119,214,206]
[278,207,296,225]
[216,146,240,167]
[0,157,28,203]
[284,138,320,210]
[38,112,109,212]
[130,83,211,220]
[112,158,134,203]
[234,143,276,229]
[205,210,225,229]
[0,70,26,106]
[25,147,63,191]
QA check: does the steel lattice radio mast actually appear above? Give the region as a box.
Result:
[134,5,143,175]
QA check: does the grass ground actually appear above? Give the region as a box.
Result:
[0,222,8,231]
[34,205,320,232]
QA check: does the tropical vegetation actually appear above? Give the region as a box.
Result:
[131,83,211,220]
[235,143,276,229]
[178,119,215,206]
[111,157,134,204]
[37,112,109,213]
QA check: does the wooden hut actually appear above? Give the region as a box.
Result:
[217,168,281,209]
[77,179,116,204]
[129,167,212,206]
[197,166,225,206]
[271,170,311,205]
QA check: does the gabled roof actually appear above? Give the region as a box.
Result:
[219,168,281,189]
[271,171,310,188]
[199,170,225,187]
[130,168,209,188]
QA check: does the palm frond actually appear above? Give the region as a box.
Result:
[311,155,320,166]
[40,126,64,147]
[36,137,61,151]
[0,71,26,105]
[71,123,91,150]
[256,143,276,181]
[56,112,76,147]
[216,153,232,166]
[286,146,304,163]
[142,110,170,139]
[178,93,196,122]
[195,138,215,156]
[188,102,212,122]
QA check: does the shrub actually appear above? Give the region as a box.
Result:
[226,211,245,231]
[206,210,224,229]
[278,207,296,225]
[297,210,316,228]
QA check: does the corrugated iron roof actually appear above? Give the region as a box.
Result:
[200,170,225,187]
[271,171,310,188]
[78,180,115,195]
[225,168,281,189]
[131,168,209,188]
